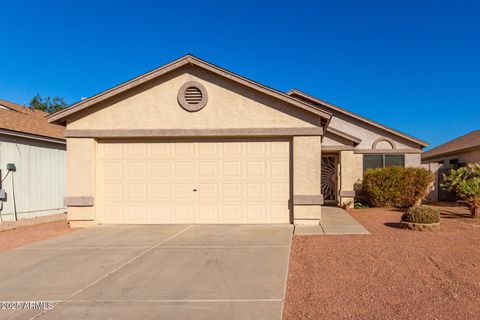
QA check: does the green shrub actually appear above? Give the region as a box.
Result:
[363,166,434,208]
[441,163,480,218]
[401,206,440,224]
[354,202,369,209]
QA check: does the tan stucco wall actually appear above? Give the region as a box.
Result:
[405,153,421,167]
[66,138,97,225]
[67,66,319,131]
[64,66,327,226]
[293,136,322,224]
[327,114,421,150]
[338,151,363,206]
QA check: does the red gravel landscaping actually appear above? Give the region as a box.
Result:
[283,204,480,320]
[0,219,74,252]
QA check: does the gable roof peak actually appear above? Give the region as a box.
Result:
[48,55,332,125]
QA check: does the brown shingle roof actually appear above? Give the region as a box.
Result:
[422,130,480,160]
[0,99,65,140]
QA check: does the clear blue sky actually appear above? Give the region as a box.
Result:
[1,0,478,148]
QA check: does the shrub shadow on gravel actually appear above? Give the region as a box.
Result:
[384,222,402,229]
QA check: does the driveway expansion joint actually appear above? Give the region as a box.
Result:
[28,225,194,320]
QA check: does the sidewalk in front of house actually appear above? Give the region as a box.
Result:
[295,207,369,235]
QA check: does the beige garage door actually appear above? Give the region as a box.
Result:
[98,139,291,224]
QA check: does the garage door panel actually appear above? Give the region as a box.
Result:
[197,183,218,200]
[103,183,124,201]
[221,183,243,200]
[149,206,172,223]
[173,161,195,177]
[198,143,219,158]
[150,143,172,157]
[246,205,267,221]
[126,143,147,157]
[222,143,242,157]
[246,183,267,199]
[126,206,147,222]
[270,183,290,199]
[222,161,242,177]
[126,161,147,177]
[198,205,219,222]
[103,206,125,223]
[126,183,147,200]
[98,140,290,224]
[198,161,218,177]
[101,143,123,159]
[151,184,171,200]
[173,206,195,221]
[246,161,266,177]
[174,144,195,157]
[174,184,195,200]
[103,161,124,179]
[150,161,171,177]
[221,205,243,222]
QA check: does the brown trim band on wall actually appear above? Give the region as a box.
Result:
[339,190,356,197]
[293,195,324,205]
[64,196,94,207]
[65,127,324,138]
[322,145,355,151]
[354,149,422,154]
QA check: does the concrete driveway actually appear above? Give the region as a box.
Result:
[0,224,292,320]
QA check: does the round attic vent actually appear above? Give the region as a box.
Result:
[178,81,208,112]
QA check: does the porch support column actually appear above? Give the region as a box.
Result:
[339,150,358,208]
[293,136,322,225]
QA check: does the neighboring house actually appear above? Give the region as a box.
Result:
[422,130,480,168]
[48,55,427,227]
[0,99,67,222]
[421,129,480,202]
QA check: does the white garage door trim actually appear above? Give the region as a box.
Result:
[97,138,291,224]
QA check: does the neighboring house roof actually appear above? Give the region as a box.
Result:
[422,130,480,160]
[287,89,429,148]
[0,99,65,141]
[48,54,332,126]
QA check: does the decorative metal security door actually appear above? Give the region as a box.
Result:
[321,155,338,203]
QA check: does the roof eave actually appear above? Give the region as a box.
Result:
[0,128,65,144]
[287,89,429,148]
[48,55,332,127]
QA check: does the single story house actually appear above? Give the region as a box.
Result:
[48,55,427,227]
[422,129,480,168]
[0,99,66,222]
[421,129,480,201]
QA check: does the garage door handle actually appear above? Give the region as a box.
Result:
[193,189,198,192]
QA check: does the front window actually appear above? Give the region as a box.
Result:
[363,154,405,171]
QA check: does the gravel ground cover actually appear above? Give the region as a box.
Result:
[283,204,480,320]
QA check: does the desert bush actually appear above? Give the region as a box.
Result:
[401,206,440,224]
[441,163,480,218]
[363,166,434,208]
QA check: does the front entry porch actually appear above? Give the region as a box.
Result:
[321,150,361,208]
[294,207,369,235]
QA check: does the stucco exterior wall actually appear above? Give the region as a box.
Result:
[0,135,66,222]
[63,66,327,226]
[293,136,322,225]
[67,66,319,131]
[327,113,421,150]
[405,153,422,167]
[66,138,97,227]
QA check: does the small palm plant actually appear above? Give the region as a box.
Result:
[441,163,480,218]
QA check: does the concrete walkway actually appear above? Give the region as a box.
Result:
[0,224,292,320]
[295,207,370,235]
